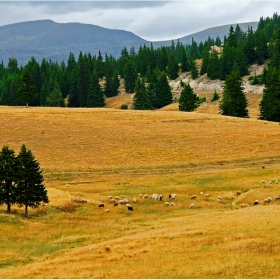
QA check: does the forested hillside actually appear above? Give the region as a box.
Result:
[0,13,280,121]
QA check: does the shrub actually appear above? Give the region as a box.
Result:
[211,91,220,102]
[120,104,128,110]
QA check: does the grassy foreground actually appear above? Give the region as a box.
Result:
[0,106,280,278]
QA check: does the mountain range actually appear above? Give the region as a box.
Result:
[0,19,259,66]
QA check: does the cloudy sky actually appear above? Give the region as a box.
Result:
[1,1,280,41]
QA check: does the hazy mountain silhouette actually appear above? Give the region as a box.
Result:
[0,20,258,65]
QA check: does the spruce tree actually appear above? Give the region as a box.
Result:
[123,59,137,93]
[0,146,18,213]
[178,82,199,111]
[219,67,249,118]
[87,70,105,107]
[45,88,65,107]
[133,77,153,110]
[259,67,280,121]
[154,72,173,109]
[18,69,37,107]
[16,144,49,218]
[167,52,179,80]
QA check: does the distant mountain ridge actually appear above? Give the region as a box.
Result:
[0,19,258,66]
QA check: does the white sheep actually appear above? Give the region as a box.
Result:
[170,202,175,206]
[165,202,170,206]
[104,209,110,213]
[133,198,137,203]
[189,203,194,209]
[139,194,143,198]
[204,194,210,198]
[264,197,272,203]
[169,194,176,199]
[276,180,278,184]
[274,196,280,200]
[108,195,113,199]
[200,192,204,196]
[191,195,196,200]
[217,196,223,200]
[143,194,148,198]
[254,200,259,205]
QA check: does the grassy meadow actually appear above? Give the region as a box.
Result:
[0,105,280,278]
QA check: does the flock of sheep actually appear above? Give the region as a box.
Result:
[71,178,280,213]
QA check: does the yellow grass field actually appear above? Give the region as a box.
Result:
[0,105,280,278]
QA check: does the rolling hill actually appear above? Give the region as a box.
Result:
[0,19,258,66]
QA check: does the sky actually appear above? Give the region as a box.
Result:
[1,1,280,41]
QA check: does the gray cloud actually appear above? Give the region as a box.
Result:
[0,1,280,41]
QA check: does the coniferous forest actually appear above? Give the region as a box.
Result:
[1,13,280,121]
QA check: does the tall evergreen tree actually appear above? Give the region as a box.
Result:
[18,69,37,107]
[87,70,105,107]
[133,77,153,110]
[167,52,179,80]
[259,67,280,121]
[123,58,137,93]
[219,67,249,117]
[0,146,18,213]
[154,72,173,109]
[178,82,199,111]
[16,144,49,218]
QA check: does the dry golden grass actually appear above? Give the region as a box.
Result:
[0,105,280,278]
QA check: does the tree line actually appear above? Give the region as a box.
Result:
[0,13,280,121]
[0,144,49,217]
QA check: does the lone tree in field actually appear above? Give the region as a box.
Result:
[16,144,49,217]
[18,69,37,107]
[0,146,18,213]
[178,82,199,111]
[219,67,249,118]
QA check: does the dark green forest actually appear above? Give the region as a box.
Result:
[1,13,280,121]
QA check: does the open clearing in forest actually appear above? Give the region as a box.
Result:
[0,98,280,278]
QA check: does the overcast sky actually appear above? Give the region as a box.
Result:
[1,1,280,41]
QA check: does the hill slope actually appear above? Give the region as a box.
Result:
[0,20,258,65]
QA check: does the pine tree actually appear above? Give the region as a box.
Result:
[45,88,65,107]
[200,43,210,75]
[0,146,18,213]
[154,72,173,109]
[123,59,137,93]
[18,69,37,107]
[133,77,153,110]
[87,70,105,107]
[16,144,49,218]
[259,67,280,121]
[190,58,199,79]
[167,52,179,80]
[219,67,249,117]
[178,82,199,111]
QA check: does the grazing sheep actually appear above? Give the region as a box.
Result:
[98,203,105,208]
[110,199,116,203]
[165,202,170,206]
[264,197,272,203]
[241,203,250,207]
[108,195,113,199]
[133,198,137,203]
[139,194,143,198]
[200,192,204,196]
[274,196,280,200]
[189,203,194,209]
[262,180,268,184]
[169,194,176,199]
[118,200,125,205]
[143,194,148,198]
[217,196,223,200]
[191,195,196,200]
[80,199,87,203]
[123,198,129,204]
[127,206,134,211]
[126,204,131,207]
[276,180,278,184]
[159,194,163,201]
[104,209,110,213]
[113,202,119,207]
[204,194,210,198]
[170,202,175,206]
[115,196,119,200]
[254,200,260,205]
